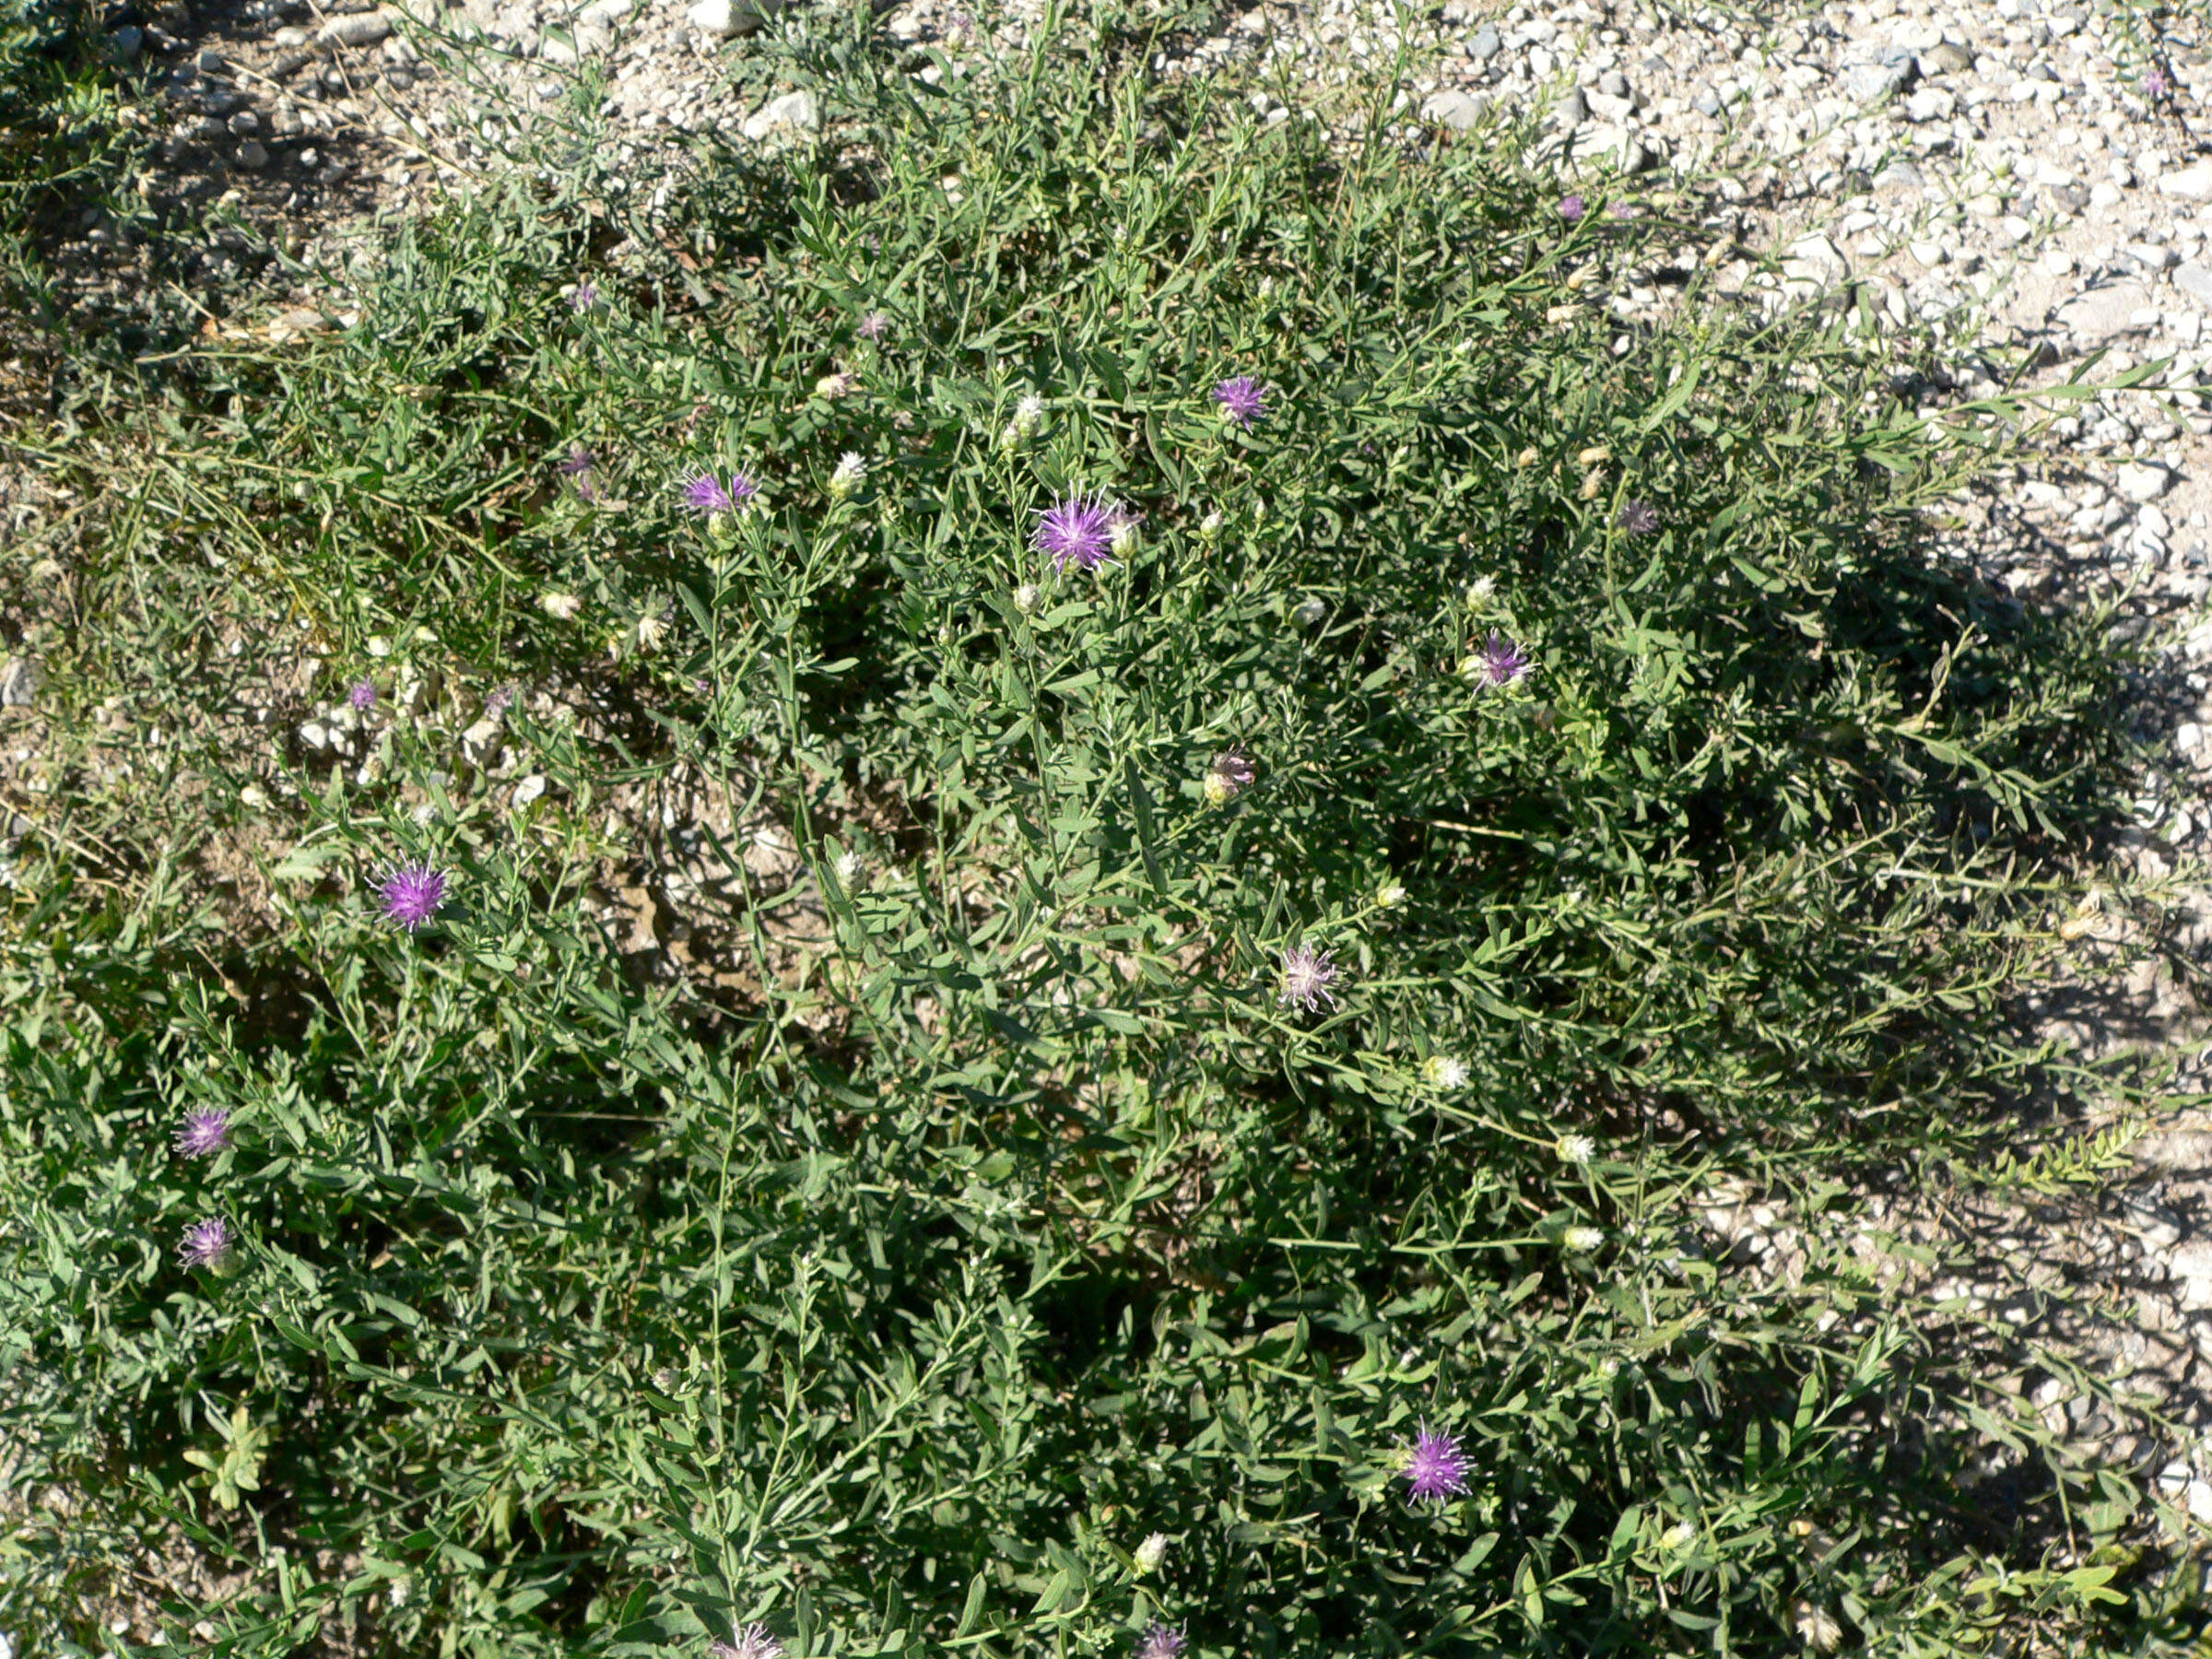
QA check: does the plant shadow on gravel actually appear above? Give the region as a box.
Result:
[4,4,2209,1656]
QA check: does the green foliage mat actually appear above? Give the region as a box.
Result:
[1,8,2199,1655]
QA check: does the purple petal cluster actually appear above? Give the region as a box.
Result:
[707,1626,784,1659]
[379,862,450,932]
[348,679,378,712]
[681,469,759,517]
[2147,65,2172,99]
[569,280,600,312]
[559,444,602,503]
[1557,194,1586,223]
[1471,629,1532,690]
[176,1106,233,1159]
[1135,1626,1186,1659]
[1616,498,1659,536]
[1034,492,1119,574]
[1277,943,1339,1013]
[858,310,890,341]
[1206,747,1255,800]
[1404,1423,1470,1501]
[1212,375,1266,429]
[180,1217,234,1270]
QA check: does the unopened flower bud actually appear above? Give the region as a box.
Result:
[829,452,866,500]
[538,592,583,620]
[1133,1533,1169,1575]
[1555,1133,1595,1164]
[1420,1055,1467,1089]
[1013,582,1042,615]
[1377,882,1406,909]
[1562,1225,1605,1253]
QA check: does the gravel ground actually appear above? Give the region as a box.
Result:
[15,0,2212,1626]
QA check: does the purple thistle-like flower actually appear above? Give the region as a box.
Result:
[1278,943,1339,1013]
[378,862,449,931]
[2147,65,2172,99]
[1206,747,1255,802]
[485,686,514,717]
[1471,629,1532,690]
[1404,1423,1470,1501]
[1212,374,1267,429]
[569,280,600,312]
[1135,1626,1186,1659]
[858,310,890,341]
[1034,492,1120,574]
[347,679,378,712]
[1558,193,1586,223]
[180,1217,234,1270]
[175,1106,233,1159]
[707,1627,784,1659]
[560,444,603,503]
[681,469,759,517]
[1617,498,1659,536]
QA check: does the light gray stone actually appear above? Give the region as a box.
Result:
[2175,264,2212,308]
[1419,89,1488,130]
[232,139,269,169]
[320,9,394,47]
[2055,280,2157,346]
[0,659,35,708]
[2162,165,2212,203]
[1468,22,1500,62]
[2117,461,2174,502]
[742,88,819,141]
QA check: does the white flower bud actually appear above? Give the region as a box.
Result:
[829,452,867,500]
[1133,1533,1169,1575]
[1554,1133,1595,1165]
[1377,882,1406,910]
[1562,1225,1605,1253]
[538,592,583,620]
[1013,582,1042,615]
[1420,1055,1467,1089]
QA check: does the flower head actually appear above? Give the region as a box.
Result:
[176,1105,233,1159]
[1035,492,1119,574]
[559,444,602,503]
[858,310,890,341]
[1377,881,1407,910]
[1133,1532,1170,1575]
[1793,1601,1844,1653]
[708,1627,783,1659]
[681,469,759,518]
[1555,1132,1595,1165]
[485,686,515,716]
[378,861,450,931]
[1463,629,1532,689]
[1562,1225,1606,1253]
[1558,193,1586,223]
[814,371,857,400]
[569,279,600,312]
[2146,65,2172,99]
[1135,1625,1185,1659]
[1277,943,1339,1013]
[829,452,867,500]
[1403,1424,1470,1501]
[1203,747,1255,806]
[347,679,378,712]
[1421,1054,1468,1089]
[1013,582,1042,615]
[180,1217,234,1270]
[1616,497,1659,536]
[1212,374,1267,429]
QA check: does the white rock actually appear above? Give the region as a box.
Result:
[2117,461,2174,502]
[0,659,34,707]
[2030,159,2076,188]
[1903,88,1953,122]
[686,0,739,35]
[512,774,547,810]
[2090,181,2126,210]
[1419,89,1488,130]
[742,88,819,141]
[1909,238,1947,268]
[2042,248,2076,277]
[461,716,505,767]
[2162,166,2212,203]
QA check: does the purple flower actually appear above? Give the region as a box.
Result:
[560,444,603,503]
[180,1217,234,1270]
[1212,374,1266,429]
[175,1106,233,1159]
[681,469,759,517]
[2147,65,2172,99]
[1277,943,1339,1013]
[1468,629,1531,690]
[347,679,378,712]
[1617,498,1659,535]
[708,1628,783,1659]
[1403,1423,1470,1501]
[1034,492,1119,574]
[485,686,514,717]
[569,280,600,312]
[858,310,890,341]
[378,862,449,931]
[1558,193,1586,223]
[1135,1627,1185,1659]
[1204,747,1255,805]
